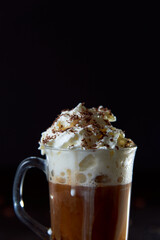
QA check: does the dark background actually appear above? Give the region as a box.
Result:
[0,1,160,239]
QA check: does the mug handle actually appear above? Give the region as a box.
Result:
[13,156,51,240]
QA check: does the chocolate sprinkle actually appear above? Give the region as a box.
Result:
[40,103,135,149]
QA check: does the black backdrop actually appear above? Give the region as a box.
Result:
[0,2,160,239]
[1,2,159,172]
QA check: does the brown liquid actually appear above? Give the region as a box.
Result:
[49,182,131,240]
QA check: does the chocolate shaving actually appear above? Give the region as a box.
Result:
[42,135,55,144]
[41,103,121,149]
[104,119,111,125]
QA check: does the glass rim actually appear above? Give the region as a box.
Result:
[43,145,137,152]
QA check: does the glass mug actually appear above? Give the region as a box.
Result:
[13,147,137,240]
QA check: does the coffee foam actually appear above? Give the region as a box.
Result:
[46,147,137,186]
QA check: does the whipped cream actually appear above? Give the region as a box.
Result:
[39,103,136,186]
[39,103,135,154]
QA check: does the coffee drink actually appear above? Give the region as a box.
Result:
[13,103,136,240]
[44,146,136,240]
[38,103,137,240]
[49,182,131,240]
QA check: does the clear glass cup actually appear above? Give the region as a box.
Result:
[13,146,137,240]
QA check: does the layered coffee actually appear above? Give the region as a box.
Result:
[39,103,137,240]
[46,148,135,240]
